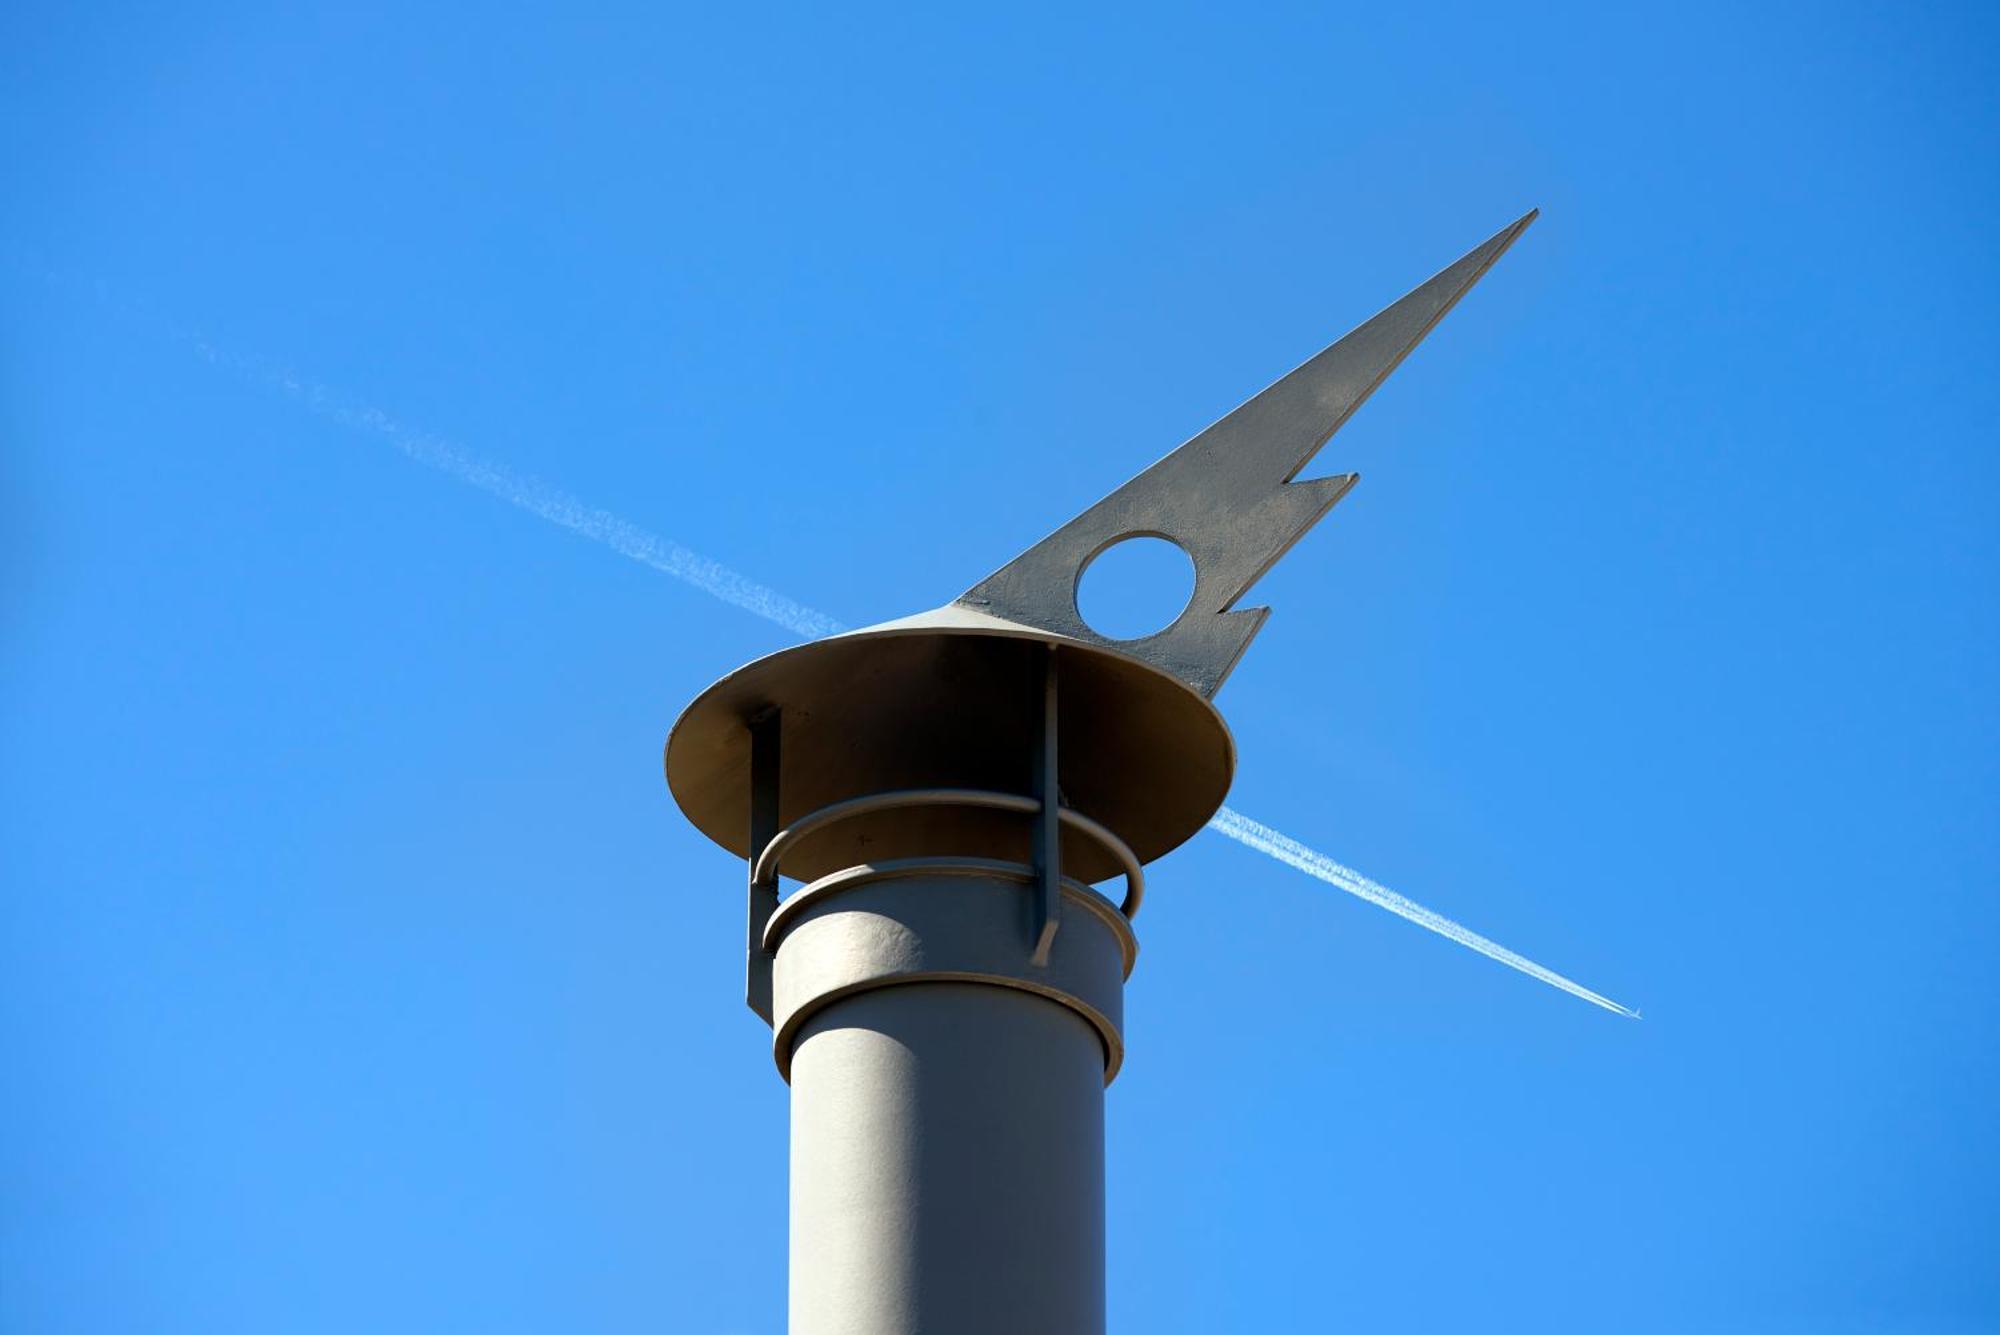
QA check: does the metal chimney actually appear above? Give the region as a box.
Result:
[664,212,1536,1335]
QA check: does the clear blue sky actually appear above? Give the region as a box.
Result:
[3,4,1994,1332]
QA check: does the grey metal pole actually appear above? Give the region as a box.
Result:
[663,212,1537,1335]
[767,868,1133,1335]
[790,983,1104,1333]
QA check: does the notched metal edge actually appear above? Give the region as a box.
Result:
[955,209,1539,698]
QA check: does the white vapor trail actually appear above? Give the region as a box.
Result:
[174,335,845,641]
[1206,806,1638,1018]
[145,302,1633,1018]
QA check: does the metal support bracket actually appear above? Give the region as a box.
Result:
[746,706,781,1022]
[1029,644,1061,967]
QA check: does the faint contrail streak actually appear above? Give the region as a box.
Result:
[1206,806,1638,1017]
[103,289,1631,1018]
[3,250,841,643]
[177,337,844,641]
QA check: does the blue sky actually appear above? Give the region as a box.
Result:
[3,3,1995,1332]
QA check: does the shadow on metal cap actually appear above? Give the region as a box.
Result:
[665,607,1234,887]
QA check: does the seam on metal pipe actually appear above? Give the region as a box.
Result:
[763,858,1138,973]
[774,973,1125,1088]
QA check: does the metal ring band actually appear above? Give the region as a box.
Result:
[752,787,1146,919]
[763,857,1139,975]
[762,858,1137,1084]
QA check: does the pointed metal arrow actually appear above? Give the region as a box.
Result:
[956,210,1538,696]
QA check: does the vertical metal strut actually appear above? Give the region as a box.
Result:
[746,707,781,1022]
[1029,644,1061,967]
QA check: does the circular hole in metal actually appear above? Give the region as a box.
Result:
[1076,535,1196,641]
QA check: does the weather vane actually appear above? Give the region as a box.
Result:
[665,210,1537,1335]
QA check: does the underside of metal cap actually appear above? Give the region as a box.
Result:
[665,611,1234,886]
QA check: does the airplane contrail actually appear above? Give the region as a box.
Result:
[92,284,1635,1019]
[1206,806,1638,1017]
[178,336,845,642]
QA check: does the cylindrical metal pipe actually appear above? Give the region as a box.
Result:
[789,983,1106,1335]
[767,867,1135,1335]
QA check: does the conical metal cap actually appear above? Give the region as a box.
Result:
[665,612,1233,886]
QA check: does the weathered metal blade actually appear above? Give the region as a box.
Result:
[955,210,1537,697]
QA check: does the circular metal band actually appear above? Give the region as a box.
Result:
[765,860,1137,1085]
[753,788,1147,918]
[764,857,1139,972]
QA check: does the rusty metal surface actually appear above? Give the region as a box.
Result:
[955,211,1537,698]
